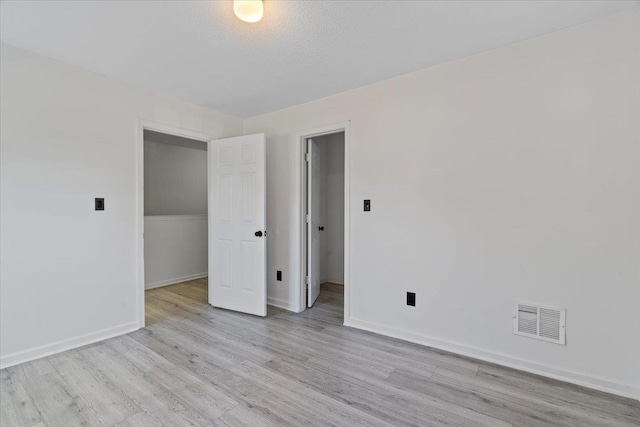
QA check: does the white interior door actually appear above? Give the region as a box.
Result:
[307,139,321,307]
[209,133,266,316]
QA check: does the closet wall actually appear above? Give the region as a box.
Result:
[144,134,208,289]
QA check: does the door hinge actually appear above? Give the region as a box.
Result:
[305,152,310,162]
[305,276,309,285]
[306,214,310,223]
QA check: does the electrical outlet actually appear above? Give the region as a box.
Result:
[407,292,416,306]
[95,198,105,211]
[277,271,282,281]
[364,199,371,212]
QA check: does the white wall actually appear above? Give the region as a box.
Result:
[315,133,345,285]
[144,140,207,216]
[0,44,243,367]
[143,139,208,288]
[144,215,207,289]
[244,10,640,398]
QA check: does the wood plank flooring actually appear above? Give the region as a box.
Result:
[2,279,639,426]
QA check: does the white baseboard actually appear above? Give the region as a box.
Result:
[344,317,639,401]
[322,279,344,285]
[145,273,208,290]
[267,296,298,312]
[0,321,139,369]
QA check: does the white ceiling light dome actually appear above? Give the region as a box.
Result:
[233,0,263,23]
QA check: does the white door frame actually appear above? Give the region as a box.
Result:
[135,119,217,328]
[293,121,350,320]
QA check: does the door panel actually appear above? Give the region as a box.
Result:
[209,133,266,316]
[307,139,321,307]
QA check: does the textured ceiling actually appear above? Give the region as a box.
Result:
[1,1,638,118]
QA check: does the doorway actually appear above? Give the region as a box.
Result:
[136,122,268,327]
[141,127,211,325]
[298,122,350,322]
[306,131,346,307]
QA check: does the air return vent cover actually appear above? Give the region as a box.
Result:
[513,303,565,345]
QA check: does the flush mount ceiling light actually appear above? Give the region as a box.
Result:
[233,0,263,23]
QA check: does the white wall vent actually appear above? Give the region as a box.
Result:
[513,302,566,345]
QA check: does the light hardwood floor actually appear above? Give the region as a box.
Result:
[2,279,639,426]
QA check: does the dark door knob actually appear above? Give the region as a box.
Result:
[319,226,325,231]
[255,231,263,237]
